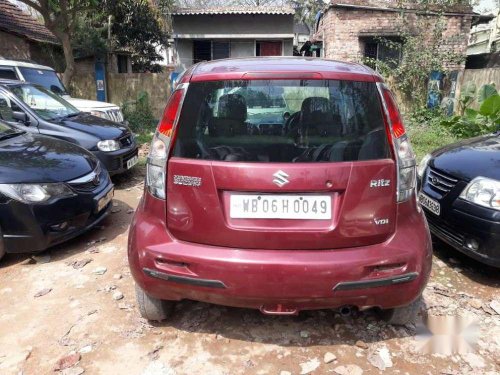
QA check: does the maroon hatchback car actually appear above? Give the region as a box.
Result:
[128,57,432,325]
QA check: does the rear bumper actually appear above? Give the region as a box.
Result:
[128,194,432,312]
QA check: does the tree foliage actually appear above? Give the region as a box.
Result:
[364,13,465,110]
[101,0,171,72]
[16,0,98,86]
[289,0,326,28]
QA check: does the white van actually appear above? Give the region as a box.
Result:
[0,58,124,123]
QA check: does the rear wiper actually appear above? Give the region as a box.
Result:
[0,131,25,141]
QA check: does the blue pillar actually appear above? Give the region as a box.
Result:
[95,58,107,102]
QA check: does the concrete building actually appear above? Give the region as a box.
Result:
[293,22,311,50]
[466,8,499,68]
[171,6,295,71]
[314,0,475,71]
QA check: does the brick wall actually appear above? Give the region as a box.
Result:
[71,71,172,118]
[320,6,472,71]
[0,31,30,59]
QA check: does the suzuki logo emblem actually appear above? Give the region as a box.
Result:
[273,170,289,187]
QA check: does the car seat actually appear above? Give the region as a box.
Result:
[208,94,247,137]
[358,128,389,160]
[299,97,339,137]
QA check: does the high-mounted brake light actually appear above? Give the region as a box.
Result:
[382,89,406,139]
[146,87,187,200]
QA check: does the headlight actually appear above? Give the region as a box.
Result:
[0,183,75,204]
[417,153,432,178]
[90,111,107,119]
[460,177,500,210]
[97,139,120,152]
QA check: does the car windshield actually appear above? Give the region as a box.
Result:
[174,79,390,163]
[10,84,79,121]
[18,67,68,95]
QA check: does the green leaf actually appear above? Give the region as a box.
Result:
[477,84,498,103]
[464,108,479,120]
[479,94,500,117]
[460,82,477,101]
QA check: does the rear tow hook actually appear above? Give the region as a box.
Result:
[260,304,299,316]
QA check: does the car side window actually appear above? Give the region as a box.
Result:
[0,93,14,121]
[0,68,18,80]
[0,93,27,124]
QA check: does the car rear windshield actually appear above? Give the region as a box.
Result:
[173,80,390,163]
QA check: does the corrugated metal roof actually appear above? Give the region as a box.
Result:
[0,0,58,44]
[173,6,295,16]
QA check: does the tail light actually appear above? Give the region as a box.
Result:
[378,84,416,203]
[146,86,187,199]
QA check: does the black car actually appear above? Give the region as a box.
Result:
[417,133,500,267]
[0,120,114,260]
[0,80,138,175]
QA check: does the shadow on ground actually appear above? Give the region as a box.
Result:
[432,238,500,287]
[147,300,420,348]
[0,198,133,268]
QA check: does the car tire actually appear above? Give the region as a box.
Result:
[135,284,175,322]
[0,227,5,261]
[380,297,422,326]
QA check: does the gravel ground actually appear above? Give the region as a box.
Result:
[0,166,499,375]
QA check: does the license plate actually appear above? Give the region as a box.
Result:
[230,194,331,220]
[126,155,138,169]
[96,188,114,213]
[418,192,440,216]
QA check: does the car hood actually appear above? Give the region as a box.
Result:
[63,96,119,110]
[431,133,500,181]
[0,133,97,184]
[57,113,130,141]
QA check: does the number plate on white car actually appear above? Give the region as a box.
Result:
[418,192,440,216]
[230,194,331,220]
[126,155,138,169]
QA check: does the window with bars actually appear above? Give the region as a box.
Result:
[362,37,402,70]
[193,41,230,63]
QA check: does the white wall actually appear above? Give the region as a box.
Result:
[173,14,293,37]
[175,39,193,71]
[230,40,255,58]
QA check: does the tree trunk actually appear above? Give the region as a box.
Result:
[60,32,76,88]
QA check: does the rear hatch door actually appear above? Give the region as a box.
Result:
[166,79,396,250]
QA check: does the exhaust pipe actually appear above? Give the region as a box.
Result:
[339,306,353,317]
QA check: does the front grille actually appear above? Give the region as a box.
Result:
[119,134,133,147]
[427,167,458,195]
[68,165,107,192]
[106,109,124,123]
[426,215,464,246]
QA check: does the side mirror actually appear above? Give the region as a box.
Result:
[12,111,30,125]
[50,85,63,95]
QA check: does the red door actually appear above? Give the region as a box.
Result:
[258,41,282,56]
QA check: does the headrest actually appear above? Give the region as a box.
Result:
[300,97,333,125]
[217,94,247,121]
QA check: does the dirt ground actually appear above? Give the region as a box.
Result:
[1,165,499,375]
